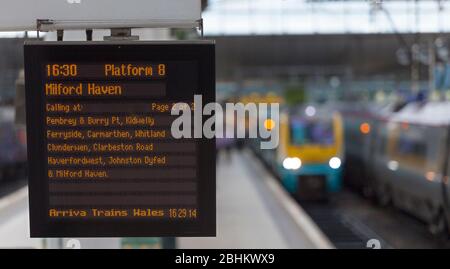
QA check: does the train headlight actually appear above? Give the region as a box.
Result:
[282,158,291,170]
[283,157,302,170]
[291,157,302,170]
[329,157,341,169]
[305,106,316,117]
[387,160,399,171]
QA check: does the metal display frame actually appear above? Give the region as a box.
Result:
[36,18,204,40]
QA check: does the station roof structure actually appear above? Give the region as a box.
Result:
[213,32,450,80]
[204,0,450,36]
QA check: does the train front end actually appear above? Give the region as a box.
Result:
[278,107,344,200]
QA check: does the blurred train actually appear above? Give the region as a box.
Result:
[0,69,27,183]
[0,106,27,182]
[342,100,450,238]
[248,101,344,200]
[341,101,398,197]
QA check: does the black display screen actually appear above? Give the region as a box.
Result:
[24,41,216,237]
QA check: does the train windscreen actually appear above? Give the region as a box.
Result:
[290,118,334,146]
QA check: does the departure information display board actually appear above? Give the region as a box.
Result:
[24,41,215,237]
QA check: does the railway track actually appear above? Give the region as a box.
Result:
[300,201,390,249]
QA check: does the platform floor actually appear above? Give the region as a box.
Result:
[0,187,42,248]
[178,150,330,249]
